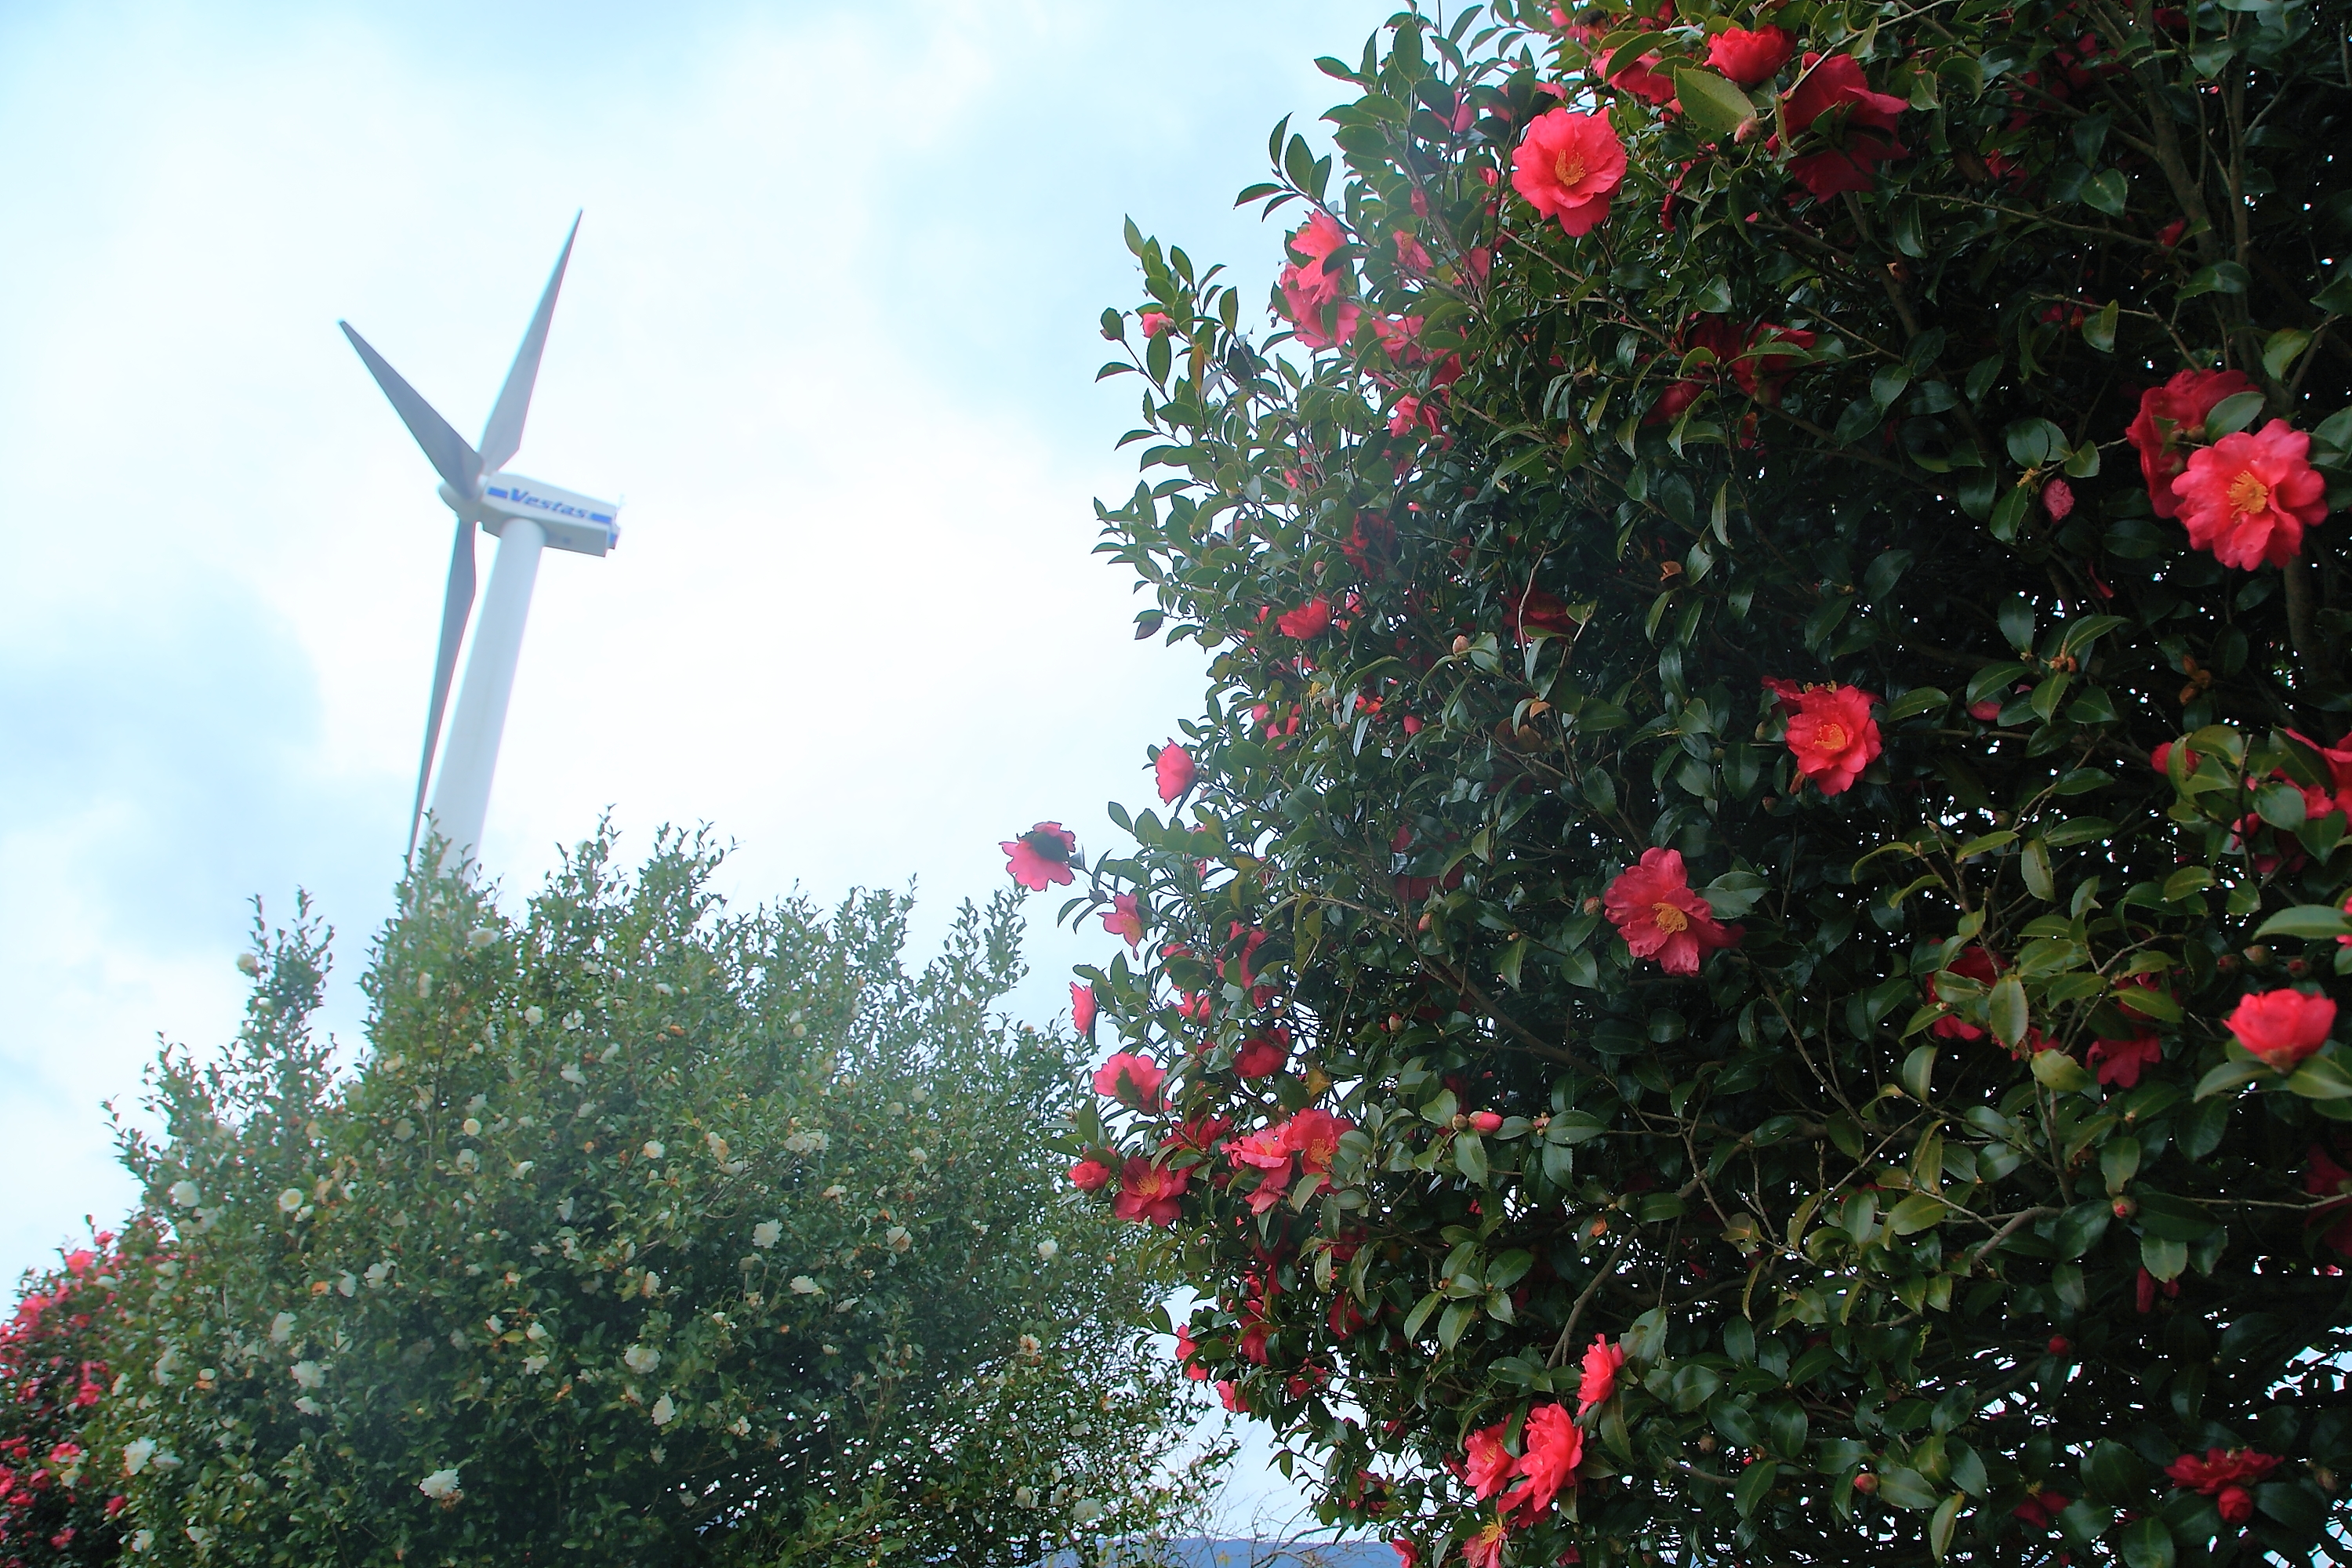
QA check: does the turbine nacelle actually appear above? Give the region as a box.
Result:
[437,472,621,557]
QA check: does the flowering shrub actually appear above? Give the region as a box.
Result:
[90,840,1221,1565]
[0,1240,129,1566]
[1065,1,2352,1563]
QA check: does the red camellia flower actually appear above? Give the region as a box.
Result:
[1279,209,1361,348]
[1393,230,1434,276]
[1285,1107,1353,1192]
[1577,1335,1625,1412]
[1278,597,1335,639]
[2172,419,2330,570]
[2043,476,2076,521]
[1227,1123,1296,1213]
[1092,1051,1167,1110]
[2013,1490,2071,1530]
[1174,1323,1208,1380]
[1780,54,1908,198]
[2303,1146,2352,1254]
[1155,742,1197,804]
[1112,1156,1189,1225]
[1102,892,1145,949]
[1780,682,1883,794]
[1510,108,1628,236]
[1607,53,1677,105]
[1604,848,1739,975]
[1708,25,1794,85]
[1235,1029,1290,1079]
[1501,1403,1584,1523]
[1463,1521,1508,1568]
[1391,1541,1421,1568]
[1000,822,1077,891]
[1070,982,1097,1039]
[1139,309,1174,337]
[2126,368,2256,517]
[2166,1447,2281,1525]
[1465,1422,1517,1501]
[2085,1033,2163,1088]
[1068,1156,1114,1192]
[2226,989,2336,1070]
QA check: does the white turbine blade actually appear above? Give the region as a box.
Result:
[340,321,483,499]
[478,213,581,473]
[407,516,478,860]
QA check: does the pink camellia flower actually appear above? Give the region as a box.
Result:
[1607,53,1676,105]
[1112,1156,1189,1225]
[1174,1323,1209,1380]
[1780,53,1908,198]
[1283,1106,1352,1188]
[1462,1521,1508,1568]
[1279,209,1360,347]
[1393,230,1434,276]
[1465,1421,1517,1501]
[2172,419,2330,570]
[1102,892,1145,949]
[2085,1033,2163,1088]
[1092,1051,1167,1111]
[1604,848,1740,975]
[2165,1448,2281,1524]
[1501,1402,1584,1523]
[1283,285,1363,350]
[1708,25,1794,85]
[1155,742,1197,804]
[1510,108,1628,236]
[2127,368,2256,517]
[1278,597,1335,639]
[1070,982,1097,1039]
[1234,1029,1290,1080]
[1780,682,1883,795]
[1139,309,1174,337]
[1577,1335,1625,1412]
[1001,822,1077,891]
[1226,1123,1295,1213]
[2043,477,2076,521]
[1068,1156,1115,1192]
[2226,989,2336,1071]
[1391,1541,1421,1568]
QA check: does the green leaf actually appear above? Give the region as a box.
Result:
[1878,1467,1938,1509]
[2082,168,2129,216]
[1903,1044,1937,1102]
[2181,261,2251,299]
[1673,67,1758,136]
[2206,390,2266,437]
[1889,1194,1947,1235]
[1998,594,2036,653]
[2315,270,2352,317]
[1887,687,1948,720]
[2194,1059,2263,1099]
[1693,273,1735,314]
[1497,938,1528,990]
[1988,977,2028,1050]
[2263,328,2314,380]
[1437,1300,1475,1349]
[1929,1493,1964,1563]
[2084,299,2119,353]
[1454,1131,1490,1184]
[2285,1055,2352,1100]
[1735,1458,1780,1519]
[2254,905,2352,940]
[2140,1235,2188,1281]
[2031,1049,2095,1093]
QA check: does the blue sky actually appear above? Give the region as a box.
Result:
[0,0,1398,1526]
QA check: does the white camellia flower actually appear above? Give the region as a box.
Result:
[453,1149,479,1174]
[623,1345,660,1374]
[419,1467,461,1501]
[788,1276,821,1295]
[751,1221,782,1250]
[522,1354,549,1375]
[129,1528,153,1552]
[167,1181,199,1207]
[235,952,260,976]
[365,1261,391,1288]
[1036,1240,1058,1261]
[885,1226,911,1252]
[821,1184,848,1200]
[293,1396,323,1417]
[525,1320,550,1342]
[1014,1486,1038,1509]
[909,1147,928,1165]
[706,1131,728,1160]
[290,1361,325,1390]
[122,1437,156,1475]
[337,1272,358,1298]
[782,1129,829,1156]
[728,1415,751,1436]
[650,1393,676,1427]
[641,1140,665,1160]
[276,1188,304,1214]
[524,1005,545,1025]
[562,1011,584,1031]
[270,1312,295,1344]
[185,1526,211,1546]
[461,1117,482,1137]
[559,1062,585,1085]
[1018,1334,1043,1359]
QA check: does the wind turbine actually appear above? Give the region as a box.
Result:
[339,215,621,875]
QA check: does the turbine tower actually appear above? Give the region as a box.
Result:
[339,215,621,875]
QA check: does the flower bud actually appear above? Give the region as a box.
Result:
[2242,946,2272,967]
[2047,1335,2070,1355]
[1852,1472,1879,1494]
[1450,635,1470,655]
[2111,1196,2137,1219]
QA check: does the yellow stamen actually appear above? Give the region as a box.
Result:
[2227,470,2270,517]
[1814,721,1849,752]
[1651,902,1690,935]
[1553,151,1588,189]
